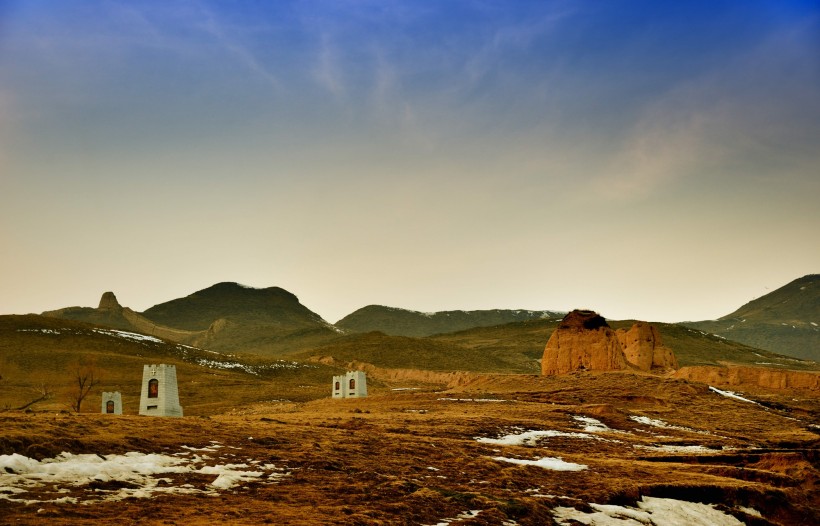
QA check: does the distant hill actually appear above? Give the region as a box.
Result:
[295,330,536,373]
[43,283,341,356]
[335,305,564,337]
[0,315,338,415]
[684,274,820,361]
[295,315,817,375]
[427,317,817,372]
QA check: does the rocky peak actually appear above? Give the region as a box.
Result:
[98,292,122,311]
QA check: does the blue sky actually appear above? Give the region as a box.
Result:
[1,1,818,322]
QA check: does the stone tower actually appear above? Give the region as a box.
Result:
[139,364,183,417]
[332,371,368,399]
[101,391,122,415]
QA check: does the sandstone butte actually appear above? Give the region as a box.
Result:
[541,310,678,376]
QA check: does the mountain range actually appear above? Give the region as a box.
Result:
[37,274,820,362]
[35,274,820,366]
[335,305,564,337]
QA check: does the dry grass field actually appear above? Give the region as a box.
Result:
[2,372,818,525]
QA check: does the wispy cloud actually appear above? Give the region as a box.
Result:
[192,2,281,89]
[589,16,820,202]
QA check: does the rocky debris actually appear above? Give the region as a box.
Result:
[542,310,679,375]
[542,310,630,375]
[97,292,122,311]
[615,322,679,371]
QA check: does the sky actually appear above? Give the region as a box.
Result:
[1,0,818,324]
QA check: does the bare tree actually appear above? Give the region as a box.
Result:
[0,380,54,412]
[11,383,54,411]
[67,358,101,413]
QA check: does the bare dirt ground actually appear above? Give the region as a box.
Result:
[1,372,818,525]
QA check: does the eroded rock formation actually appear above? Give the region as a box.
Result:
[615,322,678,371]
[542,310,679,375]
[673,365,820,391]
[541,310,630,375]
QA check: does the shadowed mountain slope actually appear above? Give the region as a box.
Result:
[335,305,563,337]
[141,282,327,331]
[42,283,341,357]
[684,274,820,361]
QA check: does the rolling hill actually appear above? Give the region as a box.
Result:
[684,274,820,361]
[0,314,339,415]
[335,305,564,337]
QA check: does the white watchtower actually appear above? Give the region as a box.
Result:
[101,391,122,415]
[332,371,368,398]
[139,364,183,417]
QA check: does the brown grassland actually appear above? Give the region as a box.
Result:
[1,372,818,525]
[1,314,819,524]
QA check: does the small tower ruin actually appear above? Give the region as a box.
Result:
[332,371,368,399]
[139,364,183,417]
[101,391,122,415]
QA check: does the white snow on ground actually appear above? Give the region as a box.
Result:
[491,456,587,471]
[476,427,593,446]
[573,416,612,433]
[629,416,709,435]
[709,386,759,405]
[92,329,164,344]
[634,445,720,454]
[421,509,482,526]
[438,398,508,403]
[553,496,745,525]
[0,445,288,505]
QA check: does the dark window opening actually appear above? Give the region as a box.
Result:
[349,378,355,390]
[106,400,115,414]
[148,379,159,398]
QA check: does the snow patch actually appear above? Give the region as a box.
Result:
[438,398,507,403]
[476,427,594,446]
[92,329,164,344]
[422,509,482,526]
[553,496,746,525]
[629,416,709,434]
[492,456,587,471]
[17,329,61,335]
[635,445,720,454]
[0,448,288,504]
[709,386,759,405]
[572,416,612,433]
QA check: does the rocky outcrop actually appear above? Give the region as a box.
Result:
[673,365,820,391]
[97,292,122,311]
[615,322,678,371]
[542,310,679,376]
[541,310,630,375]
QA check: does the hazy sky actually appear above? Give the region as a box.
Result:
[1,1,818,324]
